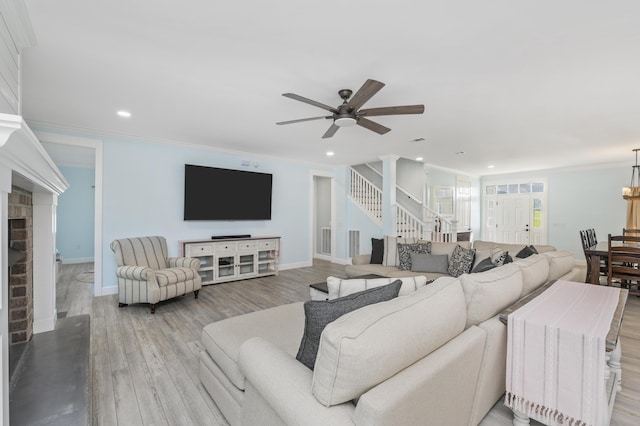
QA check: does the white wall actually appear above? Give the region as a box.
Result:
[481,164,627,258]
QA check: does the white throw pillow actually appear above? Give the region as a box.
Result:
[382,236,419,267]
[312,278,466,406]
[326,275,429,299]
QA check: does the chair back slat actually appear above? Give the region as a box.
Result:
[110,236,169,270]
[608,233,640,289]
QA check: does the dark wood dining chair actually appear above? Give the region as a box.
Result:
[608,234,640,295]
[623,228,640,235]
[581,229,606,284]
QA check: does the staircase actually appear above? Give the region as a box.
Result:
[349,167,458,241]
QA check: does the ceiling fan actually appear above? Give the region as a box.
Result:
[276,79,425,139]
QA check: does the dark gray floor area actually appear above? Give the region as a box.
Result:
[9,315,90,426]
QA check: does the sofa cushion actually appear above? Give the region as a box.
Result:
[327,275,429,298]
[461,263,523,328]
[312,278,467,406]
[430,240,472,257]
[410,252,449,274]
[370,238,384,264]
[543,250,576,281]
[448,244,476,277]
[382,236,419,267]
[397,242,431,270]
[201,302,305,391]
[296,280,402,370]
[512,253,550,296]
[472,240,556,254]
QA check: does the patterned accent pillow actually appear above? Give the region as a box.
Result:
[397,242,432,270]
[492,251,514,267]
[448,244,476,277]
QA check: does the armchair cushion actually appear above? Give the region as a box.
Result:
[155,267,199,287]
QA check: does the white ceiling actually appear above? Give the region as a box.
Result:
[21,0,640,176]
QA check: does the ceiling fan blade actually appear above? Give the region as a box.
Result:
[276,116,330,125]
[347,79,385,110]
[322,124,340,139]
[357,117,391,135]
[358,104,425,117]
[282,93,338,113]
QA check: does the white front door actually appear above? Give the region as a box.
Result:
[496,195,531,244]
[483,181,548,244]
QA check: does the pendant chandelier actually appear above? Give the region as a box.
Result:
[622,148,640,200]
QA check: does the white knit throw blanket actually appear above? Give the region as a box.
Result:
[505,280,620,426]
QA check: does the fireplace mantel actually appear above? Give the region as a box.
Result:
[0,113,67,195]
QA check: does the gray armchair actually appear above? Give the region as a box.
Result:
[110,236,202,313]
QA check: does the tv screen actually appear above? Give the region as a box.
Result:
[184,164,273,220]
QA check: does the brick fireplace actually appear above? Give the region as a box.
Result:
[8,187,33,345]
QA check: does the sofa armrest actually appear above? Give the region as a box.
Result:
[238,337,355,426]
[167,257,200,269]
[351,253,371,265]
[115,265,154,280]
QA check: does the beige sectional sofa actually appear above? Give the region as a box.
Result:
[199,244,584,425]
[345,239,561,279]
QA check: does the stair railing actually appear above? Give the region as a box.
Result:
[349,168,383,223]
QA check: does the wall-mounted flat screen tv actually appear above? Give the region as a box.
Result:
[184,164,273,220]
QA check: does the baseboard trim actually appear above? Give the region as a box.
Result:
[97,285,118,296]
[61,257,94,265]
[280,261,312,271]
[33,311,57,334]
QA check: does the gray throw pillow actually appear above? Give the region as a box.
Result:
[448,244,476,277]
[515,245,538,258]
[410,252,449,274]
[370,238,384,264]
[296,280,402,370]
[471,257,496,273]
[397,242,431,270]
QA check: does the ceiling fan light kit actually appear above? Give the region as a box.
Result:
[335,117,356,127]
[277,79,425,138]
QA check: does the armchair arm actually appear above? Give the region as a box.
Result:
[167,257,200,269]
[238,337,354,426]
[115,265,155,280]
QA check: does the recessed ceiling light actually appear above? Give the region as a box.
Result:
[456,151,465,155]
[410,137,426,143]
[488,164,495,169]
[326,151,334,156]
[117,110,131,118]
[416,157,424,161]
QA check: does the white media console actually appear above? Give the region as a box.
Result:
[180,236,280,285]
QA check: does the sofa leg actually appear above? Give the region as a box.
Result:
[150,304,156,314]
[118,303,128,308]
[194,289,200,299]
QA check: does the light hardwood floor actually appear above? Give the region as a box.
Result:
[56,261,640,425]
